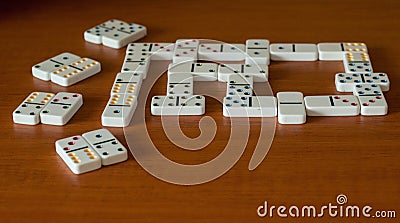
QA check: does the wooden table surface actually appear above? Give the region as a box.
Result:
[1,0,399,222]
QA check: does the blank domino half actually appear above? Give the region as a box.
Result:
[245,39,270,65]
[55,135,101,174]
[198,43,245,61]
[32,52,81,81]
[82,129,128,165]
[304,95,360,116]
[110,72,143,96]
[222,96,277,117]
[151,95,205,116]
[40,92,83,126]
[343,52,373,73]
[277,92,306,124]
[217,64,268,82]
[335,73,390,92]
[84,19,147,49]
[50,57,101,86]
[13,92,55,125]
[168,62,218,81]
[101,94,137,127]
[318,42,368,60]
[270,43,318,61]
[353,83,388,116]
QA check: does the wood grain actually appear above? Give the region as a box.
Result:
[0,0,399,222]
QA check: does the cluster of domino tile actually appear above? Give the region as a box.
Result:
[13,92,83,126]
[56,129,128,174]
[84,19,147,49]
[32,52,101,86]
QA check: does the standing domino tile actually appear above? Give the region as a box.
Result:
[101,94,137,127]
[353,83,388,116]
[343,52,373,73]
[32,52,81,81]
[110,72,143,96]
[167,62,218,81]
[167,73,193,96]
[226,74,253,97]
[318,42,368,60]
[55,135,101,174]
[126,43,175,60]
[277,92,306,124]
[151,95,205,116]
[335,73,390,92]
[84,19,147,49]
[121,52,150,78]
[198,43,245,61]
[173,39,199,64]
[82,129,128,165]
[245,39,270,65]
[270,43,318,61]
[40,92,83,125]
[223,96,277,117]
[304,95,360,116]
[13,92,55,125]
[50,58,101,86]
[217,64,268,82]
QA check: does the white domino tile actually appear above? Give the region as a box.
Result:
[217,64,268,82]
[343,52,373,73]
[101,94,137,127]
[304,95,360,116]
[82,129,128,166]
[40,92,83,126]
[222,96,277,117]
[277,92,306,124]
[318,42,368,60]
[13,92,55,125]
[168,62,218,81]
[55,135,101,174]
[353,83,388,116]
[151,95,205,116]
[245,39,270,65]
[270,43,318,61]
[126,43,175,60]
[84,19,147,49]
[50,57,101,86]
[335,73,390,92]
[32,52,81,81]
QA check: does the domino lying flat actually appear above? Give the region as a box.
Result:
[217,64,268,82]
[110,72,143,96]
[304,95,360,116]
[51,57,101,86]
[277,92,306,124]
[173,39,199,64]
[56,129,128,174]
[198,43,245,61]
[318,42,368,60]
[102,94,137,127]
[353,83,388,116]
[56,135,101,174]
[270,43,318,61]
[222,96,277,117]
[126,43,175,60]
[13,92,55,125]
[245,39,270,65]
[335,73,390,92]
[151,95,205,116]
[32,52,81,81]
[167,73,194,96]
[226,74,254,97]
[343,52,373,73]
[168,62,218,81]
[121,52,150,78]
[84,19,147,49]
[82,129,128,165]
[40,92,83,125]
